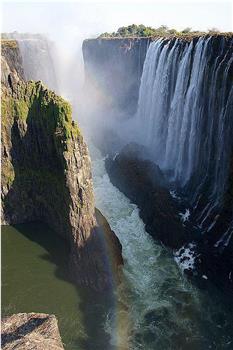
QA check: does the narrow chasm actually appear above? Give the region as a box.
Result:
[2,29,233,350]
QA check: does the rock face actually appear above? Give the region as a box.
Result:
[84,34,233,293]
[1,40,123,291]
[1,313,64,350]
[95,208,123,285]
[106,143,194,249]
[2,33,58,92]
[82,37,150,115]
[194,153,233,292]
[1,40,25,85]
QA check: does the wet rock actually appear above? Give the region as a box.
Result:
[106,142,194,249]
[95,208,124,267]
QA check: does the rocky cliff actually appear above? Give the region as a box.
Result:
[82,37,150,115]
[83,34,233,292]
[2,33,59,92]
[1,39,122,291]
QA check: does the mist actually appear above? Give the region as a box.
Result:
[2,1,232,140]
[2,1,233,349]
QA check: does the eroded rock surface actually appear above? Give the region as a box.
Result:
[1,313,64,350]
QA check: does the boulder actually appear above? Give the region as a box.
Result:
[106,143,193,249]
[1,313,64,350]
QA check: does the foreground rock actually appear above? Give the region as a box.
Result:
[1,39,123,291]
[106,143,194,249]
[1,313,64,350]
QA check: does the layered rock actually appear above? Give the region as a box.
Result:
[1,40,123,291]
[1,313,64,350]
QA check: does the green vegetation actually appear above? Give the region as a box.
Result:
[2,79,83,213]
[98,24,223,38]
[2,160,15,186]
[2,81,80,141]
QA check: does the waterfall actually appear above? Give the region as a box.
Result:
[136,36,233,215]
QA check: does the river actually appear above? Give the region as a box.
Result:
[2,144,233,350]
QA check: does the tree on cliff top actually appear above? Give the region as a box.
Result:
[98,24,223,38]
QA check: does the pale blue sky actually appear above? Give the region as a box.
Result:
[2,1,232,48]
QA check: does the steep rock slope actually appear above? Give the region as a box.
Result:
[1,40,122,290]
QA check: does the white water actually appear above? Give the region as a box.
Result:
[90,144,233,350]
[136,37,233,213]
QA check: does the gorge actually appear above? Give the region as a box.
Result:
[83,34,233,292]
[2,29,233,350]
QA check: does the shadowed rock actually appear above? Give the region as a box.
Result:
[106,143,194,249]
[1,39,123,291]
[1,313,64,350]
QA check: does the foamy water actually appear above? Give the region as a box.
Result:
[90,144,233,350]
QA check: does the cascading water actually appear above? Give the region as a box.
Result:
[136,36,233,218]
[8,31,233,348]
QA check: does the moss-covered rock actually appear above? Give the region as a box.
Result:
[1,40,123,291]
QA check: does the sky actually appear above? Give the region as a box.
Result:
[2,1,233,49]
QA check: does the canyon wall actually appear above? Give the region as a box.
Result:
[135,35,233,227]
[83,34,233,291]
[82,37,150,115]
[1,39,122,291]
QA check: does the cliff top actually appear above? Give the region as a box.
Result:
[2,80,80,141]
[1,39,80,140]
[2,32,47,40]
[1,39,18,48]
[97,24,233,40]
[85,32,233,43]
